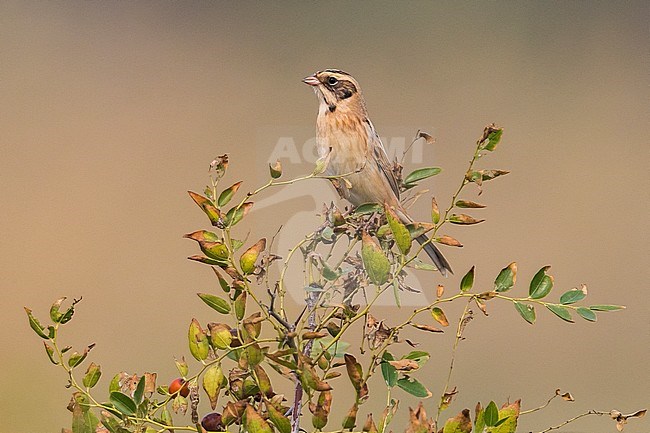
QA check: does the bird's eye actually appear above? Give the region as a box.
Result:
[327,76,338,86]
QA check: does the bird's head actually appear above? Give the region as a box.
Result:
[303,69,366,115]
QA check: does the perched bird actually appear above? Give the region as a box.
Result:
[303,69,452,276]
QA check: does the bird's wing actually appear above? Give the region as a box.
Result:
[365,119,400,200]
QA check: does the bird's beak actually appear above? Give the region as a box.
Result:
[302,75,320,86]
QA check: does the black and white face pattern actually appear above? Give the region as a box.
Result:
[314,69,360,112]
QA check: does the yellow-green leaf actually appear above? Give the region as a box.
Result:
[431,197,440,224]
[267,403,291,433]
[244,404,273,433]
[82,362,101,388]
[385,205,411,254]
[208,323,233,350]
[203,364,225,409]
[240,238,266,274]
[431,307,449,326]
[188,318,210,361]
[361,232,391,285]
[217,181,243,207]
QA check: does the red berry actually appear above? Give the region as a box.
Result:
[168,378,189,397]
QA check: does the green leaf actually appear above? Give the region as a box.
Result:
[403,350,430,367]
[381,351,398,388]
[560,286,587,305]
[576,307,597,322]
[481,126,503,151]
[71,393,99,433]
[396,377,431,398]
[460,266,475,292]
[83,362,102,388]
[513,301,536,324]
[269,161,283,179]
[408,258,438,271]
[175,357,189,377]
[403,167,442,186]
[488,400,520,433]
[494,262,517,292]
[217,181,242,207]
[133,376,145,405]
[212,268,231,293]
[43,342,59,365]
[385,205,412,254]
[474,403,486,432]
[529,266,553,299]
[354,203,383,215]
[24,307,49,339]
[545,304,574,323]
[108,373,122,394]
[197,293,231,314]
[234,292,247,321]
[225,202,253,226]
[361,232,391,285]
[110,391,137,416]
[322,262,340,281]
[484,401,499,426]
[267,403,291,433]
[589,304,625,311]
[50,297,66,323]
[68,350,88,368]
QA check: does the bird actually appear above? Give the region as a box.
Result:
[303,69,452,276]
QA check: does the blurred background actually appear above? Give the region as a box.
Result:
[1,1,648,432]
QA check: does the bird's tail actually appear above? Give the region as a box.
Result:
[415,234,453,277]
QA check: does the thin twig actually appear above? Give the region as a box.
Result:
[534,410,607,433]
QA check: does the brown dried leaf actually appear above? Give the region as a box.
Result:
[475,299,488,316]
[405,339,420,347]
[436,235,463,247]
[449,214,485,225]
[362,413,378,433]
[387,359,420,371]
[442,408,471,433]
[303,330,328,339]
[455,200,486,208]
[436,284,444,298]
[405,402,434,433]
[417,130,436,145]
[555,388,575,401]
[440,387,458,411]
[411,323,443,333]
